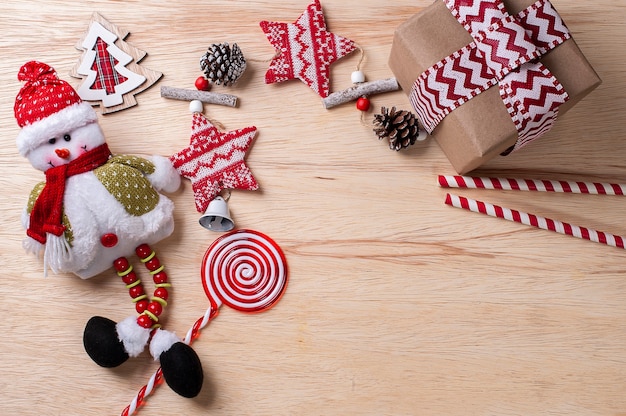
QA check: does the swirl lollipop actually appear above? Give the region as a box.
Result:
[202,229,288,312]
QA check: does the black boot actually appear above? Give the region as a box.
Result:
[83,316,129,368]
[159,342,204,398]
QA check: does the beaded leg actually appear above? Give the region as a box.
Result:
[112,244,203,397]
[84,245,172,367]
[113,244,172,330]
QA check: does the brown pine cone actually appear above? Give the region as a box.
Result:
[372,106,421,151]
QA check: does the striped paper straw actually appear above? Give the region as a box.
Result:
[444,193,626,249]
[439,175,626,195]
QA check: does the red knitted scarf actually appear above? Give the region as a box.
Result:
[27,143,112,244]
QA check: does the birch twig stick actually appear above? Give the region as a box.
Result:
[161,86,238,107]
[322,78,399,109]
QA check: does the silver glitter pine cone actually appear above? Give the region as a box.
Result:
[200,42,247,86]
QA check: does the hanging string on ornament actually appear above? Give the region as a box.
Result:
[321,45,400,109]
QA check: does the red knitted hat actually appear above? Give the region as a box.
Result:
[15,61,97,156]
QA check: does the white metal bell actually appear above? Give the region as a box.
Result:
[199,196,234,232]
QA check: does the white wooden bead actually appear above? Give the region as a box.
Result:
[189,99,203,113]
[351,70,365,84]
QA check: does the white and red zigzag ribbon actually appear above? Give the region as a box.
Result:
[409,0,571,152]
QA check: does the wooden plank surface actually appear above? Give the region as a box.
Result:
[0,1,625,415]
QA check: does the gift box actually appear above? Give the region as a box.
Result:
[389,0,601,174]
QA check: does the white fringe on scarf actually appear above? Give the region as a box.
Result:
[23,233,72,278]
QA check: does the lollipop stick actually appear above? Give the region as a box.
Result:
[445,193,626,249]
[121,301,220,416]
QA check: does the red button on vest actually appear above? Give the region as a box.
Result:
[100,233,118,248]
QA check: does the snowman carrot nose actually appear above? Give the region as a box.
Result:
[55,148,70,159]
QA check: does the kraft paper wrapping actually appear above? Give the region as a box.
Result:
[389,0,601,174]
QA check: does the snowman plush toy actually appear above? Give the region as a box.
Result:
[14,61,203,398]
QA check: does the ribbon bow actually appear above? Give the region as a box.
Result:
[410,0,571,152]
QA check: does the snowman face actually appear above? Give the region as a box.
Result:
[27,122,106,172]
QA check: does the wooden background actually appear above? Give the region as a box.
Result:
[1,1,625,415]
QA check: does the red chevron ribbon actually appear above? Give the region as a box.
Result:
[409,0,570,152]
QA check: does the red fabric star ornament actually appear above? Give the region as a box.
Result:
[170,112,259,213]
[259,0,357,98]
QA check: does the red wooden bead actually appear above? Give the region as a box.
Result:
[129,285,145,299]
[154,288,169,301]
[121,271,138,285]
[135,244,152,259]
[153,271,168,284]
[137,314,153,328]
[195,76,210,91]
[114,257,130,272]
[136,299,149,314]
[147,301,163,316]
[356,96,370,112]
[145,257,161,271]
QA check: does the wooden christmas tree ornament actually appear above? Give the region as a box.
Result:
[71,12,162,114]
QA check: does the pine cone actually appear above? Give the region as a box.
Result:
[200,43,247,86]
[372,106,421,151]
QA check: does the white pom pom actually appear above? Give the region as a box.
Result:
[351,70,365,84]
[189,100,203,113]
[116,316,151,357]
[150,329,181,360]
[146,155,181,193]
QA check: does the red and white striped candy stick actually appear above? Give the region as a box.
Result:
[445,193,626,249]
[121,301,220,416]
[439,175,626,195]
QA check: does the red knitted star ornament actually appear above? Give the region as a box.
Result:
[259,0,357,98]
[170,112,258,213]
